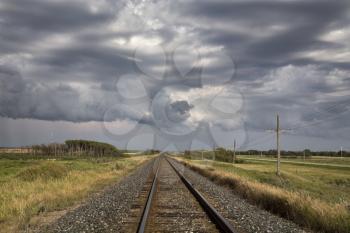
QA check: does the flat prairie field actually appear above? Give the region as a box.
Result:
[184,156,350,202]
[177,155,350,233]
[0,154,152,233]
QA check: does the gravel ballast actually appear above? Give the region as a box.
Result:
[37,157,312,233]
[172,159,311,233]
[145,158,219,232]
[40,159,155,233]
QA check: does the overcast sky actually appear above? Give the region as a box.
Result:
[0,0,349,151]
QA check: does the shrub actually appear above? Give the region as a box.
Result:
[234,158,245,164]
[16,163,68,181]
[114,162,124,170]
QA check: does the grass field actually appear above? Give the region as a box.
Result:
[243,155,350,167]
[177,155,350,233]
[0,154,152,233]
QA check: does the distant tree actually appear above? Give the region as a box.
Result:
[213,147,233,162]
[30,140,120,157]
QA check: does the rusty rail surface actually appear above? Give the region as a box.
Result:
[136,158,160,233]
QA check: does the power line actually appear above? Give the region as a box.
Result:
[242,133,275,149]
[289,108,350,132]
[237,98,350,154]
[286,98,350,131]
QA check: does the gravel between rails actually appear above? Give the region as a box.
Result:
[145,158,219,233]
[40,159,155,233]
[171,158,312,233]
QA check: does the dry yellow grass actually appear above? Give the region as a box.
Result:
[0,155,152,233]
[177,158,350,233]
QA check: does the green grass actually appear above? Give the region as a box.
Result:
[179,156,350,233]
[16,163,69,182]
[190,157,350,203]
[243,155,350,166]
[0,154,152,233]
[0,160,39,182]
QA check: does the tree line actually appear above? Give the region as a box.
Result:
[184,148,236,162]
[31,140,120,157]
[240,149,349,157]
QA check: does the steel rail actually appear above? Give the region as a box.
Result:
[136,158,160,233]
[166,157,236,233]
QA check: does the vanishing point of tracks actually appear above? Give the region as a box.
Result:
[123,156,236,233]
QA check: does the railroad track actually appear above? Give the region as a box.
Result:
[124,156,237,233]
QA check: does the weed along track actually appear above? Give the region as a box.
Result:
[124,156,237,233]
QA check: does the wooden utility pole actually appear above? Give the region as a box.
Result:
[341,146,343,159]
[233,139,236,163]
[213,146,216,161]
[266,114,290,176]
[276,114,281,176]
[202,151,204,160]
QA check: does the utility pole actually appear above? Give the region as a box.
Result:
[303,150,306,161]
[233,139,236,163]
[213,146,216,161]
[267,114,291,176]
[341,146,343,159]
[266,114,291,176]
[276,114,281,176]
[202,150,204,160]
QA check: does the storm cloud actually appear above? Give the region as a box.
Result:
[0,0,349,149]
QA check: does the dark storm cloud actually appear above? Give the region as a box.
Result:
[184,0,350,68]
[0,0,349,146]
[32,44,133,82]
[240,64,350,141]
[0,64,148,122]
[166,100,193,122]
[0,0,117,54]
[177,0,350,140]
[186,1,349,27]
[1,0,113,31]
[170,101,193,115]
